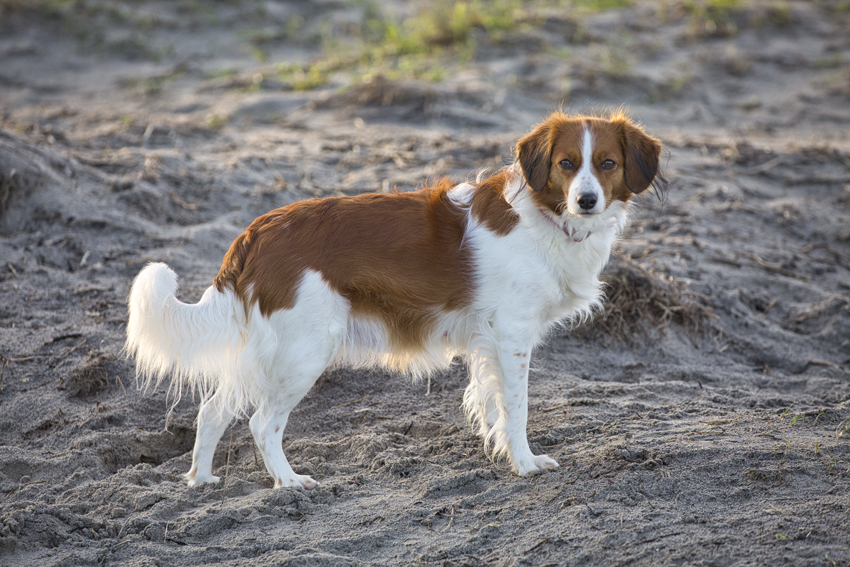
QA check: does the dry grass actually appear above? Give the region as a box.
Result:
[0,169,20,217]
[64,353,118,398]
[574,254,709,343]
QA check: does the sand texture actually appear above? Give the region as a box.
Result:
[1,1,849,565]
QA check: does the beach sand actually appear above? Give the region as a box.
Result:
[1,1,848,564]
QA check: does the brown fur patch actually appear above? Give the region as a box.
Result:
[470,170,520,236]
[610,115,663,196]
[214,179,473,350]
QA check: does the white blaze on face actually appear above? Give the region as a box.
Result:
[566,126,606,216]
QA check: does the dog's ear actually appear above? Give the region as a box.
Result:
[516,119,555,192]
[619,120,662,194]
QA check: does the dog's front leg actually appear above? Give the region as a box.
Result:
[489,334,559,477]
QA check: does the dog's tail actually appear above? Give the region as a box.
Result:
[125,262,246,410]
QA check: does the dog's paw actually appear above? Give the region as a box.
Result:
[274,474,319,490]
[514,454,560,476]
[185,470,220,488]
[533,454,560,473]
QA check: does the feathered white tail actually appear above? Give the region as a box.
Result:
[125,262,245,410]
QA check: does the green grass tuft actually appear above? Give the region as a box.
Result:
[258,0,530,91]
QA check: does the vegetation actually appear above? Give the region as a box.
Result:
[265,0,533,91]
[0,0,810,94]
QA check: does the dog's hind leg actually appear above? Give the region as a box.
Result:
[249,397,318,489]
[186,391,234,487]
[248,341,338,489]
[249,270,347,489]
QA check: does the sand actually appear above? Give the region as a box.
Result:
[1,1,848,565]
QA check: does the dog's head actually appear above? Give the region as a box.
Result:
[516,111,663,218]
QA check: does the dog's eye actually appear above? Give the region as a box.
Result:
[559,160,574,170]
[601,160,616,170]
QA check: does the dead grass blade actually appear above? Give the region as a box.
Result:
[573,254,709,344]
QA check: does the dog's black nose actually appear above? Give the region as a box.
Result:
[577,194,597,210]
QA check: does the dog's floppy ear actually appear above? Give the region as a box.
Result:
[619,119,662,194]
[516,119,555,192]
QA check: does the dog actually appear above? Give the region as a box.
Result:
[126,110,663,489]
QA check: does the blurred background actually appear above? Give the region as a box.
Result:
[2,0,848,148]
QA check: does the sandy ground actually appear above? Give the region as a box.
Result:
[1,1,849,565]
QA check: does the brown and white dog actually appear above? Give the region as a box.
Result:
[126,111,663,489]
